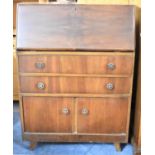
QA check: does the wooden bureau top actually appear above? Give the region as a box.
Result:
[17,4,135,51]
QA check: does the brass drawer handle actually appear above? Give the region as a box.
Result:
[37,82,45,90]
[35,62,45,69]
[62,107,69,115]
[81,108,89,115]
[106,83,114,90]
[107,63,115,70]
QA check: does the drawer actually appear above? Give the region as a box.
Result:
[20,76,131,94]
[23,97,73,133]
[77,97,129,134]
[18,54,134,75]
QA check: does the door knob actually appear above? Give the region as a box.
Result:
[81,108,89,115]
[107,63,115,70]
[37,82,45,90]
[106,83,114,90]
[62,107,69,115]
[35,62,45,69]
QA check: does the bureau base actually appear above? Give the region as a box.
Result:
[23,133,127,151]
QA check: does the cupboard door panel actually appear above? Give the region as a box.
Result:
[23,97,73,133]
[77,98,129,134]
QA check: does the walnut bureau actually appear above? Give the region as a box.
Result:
[16,4,136,150]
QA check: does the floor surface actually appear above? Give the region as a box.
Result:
[13,103,134,155]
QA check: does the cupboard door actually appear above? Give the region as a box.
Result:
[77,98,129,134]
[23,97,73,133]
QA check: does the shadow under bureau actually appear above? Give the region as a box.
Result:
[16,4,136,151]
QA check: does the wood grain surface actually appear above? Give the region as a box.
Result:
[16,4,136,148]
[23,97,73,132]
[19,76,131,94]
[17,4,135,51]
[18,54,134,74]
[77,97,129,134]
[23,96,129,134]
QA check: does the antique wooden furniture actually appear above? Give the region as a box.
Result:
[16,4,136,150]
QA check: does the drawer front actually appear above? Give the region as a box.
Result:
[23,97,73,133]
[77,97,129,134]
[20,76,131,94]
[18,54,134,75]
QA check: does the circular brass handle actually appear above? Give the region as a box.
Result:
[107,63,115,70]
[62,107,69,115]
[37,82,45,90]
[35,62,45,69]
[106,83,114,90]
[81,108,89,115]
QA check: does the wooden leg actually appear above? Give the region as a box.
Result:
[29,141,37,150]
[114,143,121,152]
